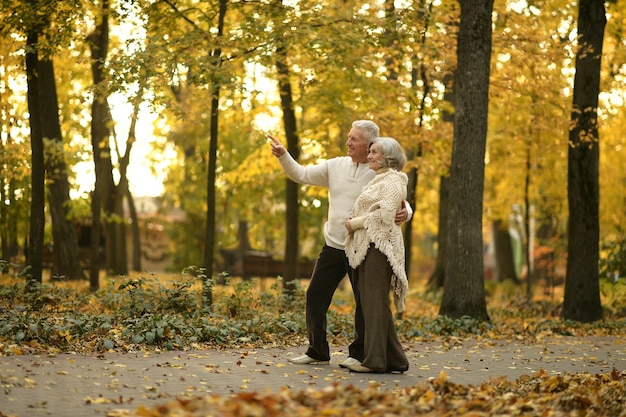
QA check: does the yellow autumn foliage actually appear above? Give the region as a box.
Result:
[222,144,283,186]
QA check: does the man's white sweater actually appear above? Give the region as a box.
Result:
[277,154,375,250]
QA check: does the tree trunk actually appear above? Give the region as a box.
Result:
[403,0,434,278]
[202,0,228,309]
[0,178,8,273]
[383,0,420,277]
[523,142,532,296]
[439,0,493,321]
[127,189,142,272]
[39,58,85,280]
[25,23,45,290]
[428,175,449,289]
[108,80,146,276]
[105,151,126,275]
[111,188,128,276]
[87,0,114,289]
[493,220,519,283]
[275,45,300,297]
[535,217,559,295]
[563,0,605,323]
[125,87,144,273]
[428,73,455,290]
[203,83,219,308]
[1,156,21,273]
[109,103,137,277]
[89,1,122,277]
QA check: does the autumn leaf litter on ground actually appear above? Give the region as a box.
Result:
[111,369,626,417]
[1,273,625,416]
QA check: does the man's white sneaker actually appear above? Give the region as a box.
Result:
[287,354,330,365]
[339,357,361,368]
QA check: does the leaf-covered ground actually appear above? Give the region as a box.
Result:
[1,272,625,416]
[117,369,626,417]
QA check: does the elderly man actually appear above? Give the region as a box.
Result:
[269,120,411,368]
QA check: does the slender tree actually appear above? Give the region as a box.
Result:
[439,0,493,321]
[125,87,145,273]
[39,58,85,280]
[87,0,115,289]
[275,48,300,295]
[562,0,606,323]
[0,132,26,272]
[4,0,83,285]
[492,220,519,282]
[428,175,449,289]
[24,5,45,291]
[486,0,576,299]
[268,0,301,296]
[428,72,455,290]
[202,0,228,308]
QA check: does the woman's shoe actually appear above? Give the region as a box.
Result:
[386,366,409,374]
[339,357,361,368]
[347,364,385,374]
[287,354,329,365]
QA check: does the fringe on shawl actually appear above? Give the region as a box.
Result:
[345,170,409,313]
[366,228,409,314]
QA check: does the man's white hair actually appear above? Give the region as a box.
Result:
[352,120,380,144]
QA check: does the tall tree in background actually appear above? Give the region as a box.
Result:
[39,58,85,281]
[428,73,454,290]
[381,0,419,276]
[26,0,85,281]
[146,0,270,282]
[439,0,493,321]
[562,0,606,323]
[99,23,151,276]
[270,0,300,295]
[153,0,235,307]
[5,0,83,285]
[492,219,519,282]
[0,100,27,272]
[428,175,449,288]
[88,0,143,281]
[0,36,26,272]
[125,87,145,273]
[87,0,116,289]
[486,1,576,298]
[275,45,300,294]
[24,0,45,291]
[202,0,228,308]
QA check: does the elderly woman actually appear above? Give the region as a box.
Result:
[344,137,410,373]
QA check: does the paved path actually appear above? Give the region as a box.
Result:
[1,336,625,417]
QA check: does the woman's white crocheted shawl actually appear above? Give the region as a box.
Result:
[345,169,409,313]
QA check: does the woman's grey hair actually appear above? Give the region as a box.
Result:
[352,120,380,144]
[372,137,407,171]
